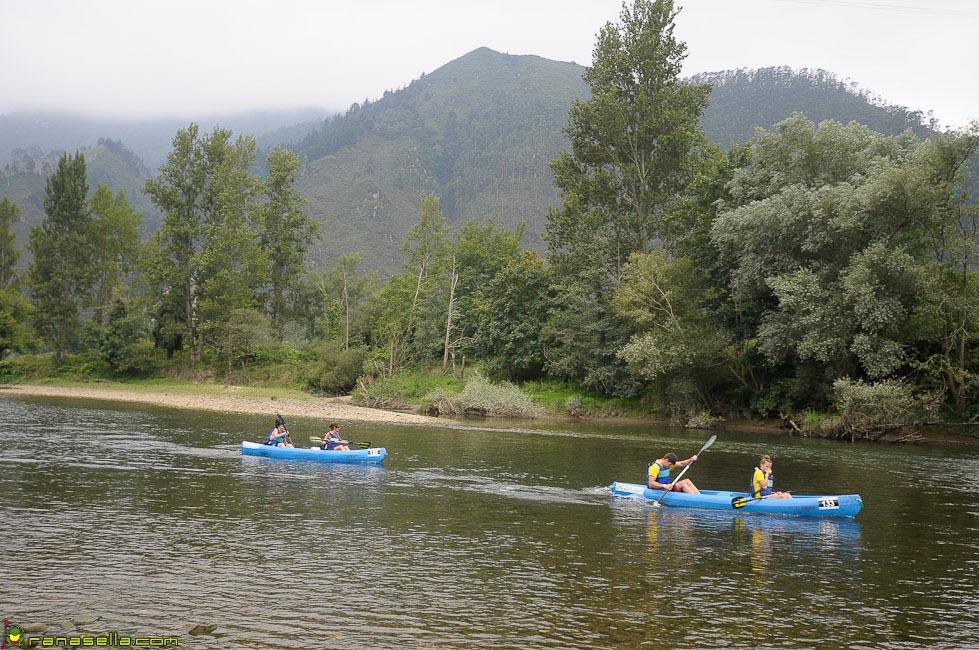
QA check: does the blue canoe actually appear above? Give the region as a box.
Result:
[610,482,862,518]
[240,441,387,464]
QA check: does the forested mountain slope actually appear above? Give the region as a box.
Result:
[288,50,955,270]
[0,139,159,256]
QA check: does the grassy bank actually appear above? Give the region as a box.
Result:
[353,367,650,418]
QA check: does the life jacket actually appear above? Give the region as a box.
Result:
[322,431,341,450]
[751,468,774,498]
[647,461,671,485]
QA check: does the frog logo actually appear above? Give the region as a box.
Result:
[2,618,23,647]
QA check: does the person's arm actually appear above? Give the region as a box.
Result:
[675,454,699,468]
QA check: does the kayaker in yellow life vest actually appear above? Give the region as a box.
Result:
[647,452,701,494]
[751,455,791,499]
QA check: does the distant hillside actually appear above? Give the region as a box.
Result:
[0,108,333,169]
[695,67,933,146]
[291,47,589,269]
[0,140,159,260]
[3,51,969,274]
[285,52,950,271]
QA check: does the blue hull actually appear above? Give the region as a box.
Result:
[610,482,862,518]
[240,441,387,464]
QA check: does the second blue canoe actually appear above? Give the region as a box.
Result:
[611,482,862,517]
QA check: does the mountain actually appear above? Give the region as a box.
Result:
[291,47,589,270]
[0,139,159,259]
[2,49,970,274]
[693,67,933,146]
[286,50,953,271]
[0,108,334,169]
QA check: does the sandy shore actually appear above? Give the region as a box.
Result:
[0,383,446,426]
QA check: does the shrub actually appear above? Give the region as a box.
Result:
[458,372,545,417]
[419,387,461,417]
[565,395,584,418]
[686,411,722,429]
[832,378,919,440]
[308,341,367,395]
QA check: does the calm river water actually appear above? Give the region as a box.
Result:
[1,395,978,648]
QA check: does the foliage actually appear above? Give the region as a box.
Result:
[260,147,319,340]
[458,372,545,417]
[832,378,920,440]
[0,197,19,288]
[306,340,367,395]
[98,299,145,372]
[470,250,551,380]
[547,0,710,275]
[711,115,979,410]
[89,185,141,325]
[0,288,33,359]
[419,387,461,417]
[28,152,93,358]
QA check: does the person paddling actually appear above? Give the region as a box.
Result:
[647,452,701,494]
[751,455,791,499]
[264,415,293,448]
[319,422,350,451]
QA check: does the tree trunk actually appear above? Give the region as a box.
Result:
[442,259,458,371]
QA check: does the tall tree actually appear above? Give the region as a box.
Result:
[196,135,268,372]
[260,147,319,341]
[89,185,141,326]
[28,152,93,358]
[0,197,19,289]
[144,124,248,362]
[546,0,710,277]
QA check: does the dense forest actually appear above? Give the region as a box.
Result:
[1,0,977,438]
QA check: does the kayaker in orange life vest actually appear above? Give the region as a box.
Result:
[647,452,701,494]
[751,455,791,499]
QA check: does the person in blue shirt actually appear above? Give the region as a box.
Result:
[264,415,293,447]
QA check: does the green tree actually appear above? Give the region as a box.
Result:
[546,0,710,277]
[98,299,145,372]
[0,288,32,359]
[28,152,93,358]
[144,124,234,362]
[260,147,319,341]
[401,193,452,362]
[543,0,709,397]
[471,251,552,380]
[196,135,268,373]
[710,115,979,410]
[89,185,141,326]
[615,251,747,410]
[316,253,377,349]
[0,197,19,289]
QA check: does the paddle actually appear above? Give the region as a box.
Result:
[265,413,292,446]
[731,491,791,509]
[309,436,372,449]
[650,434,717,507]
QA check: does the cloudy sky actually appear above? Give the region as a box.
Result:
[1,0,976,128]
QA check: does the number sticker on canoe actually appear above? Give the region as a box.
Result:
[367,448,381,456]
[818,497,840,510]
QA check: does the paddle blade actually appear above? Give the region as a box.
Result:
[356,441,372,449]
[309,436,322,444]
[699,434,718,455]
[731,496,748,509]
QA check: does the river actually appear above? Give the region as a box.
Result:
[1,395,978,648]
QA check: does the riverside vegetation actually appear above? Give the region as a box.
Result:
[1,0,977,440]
